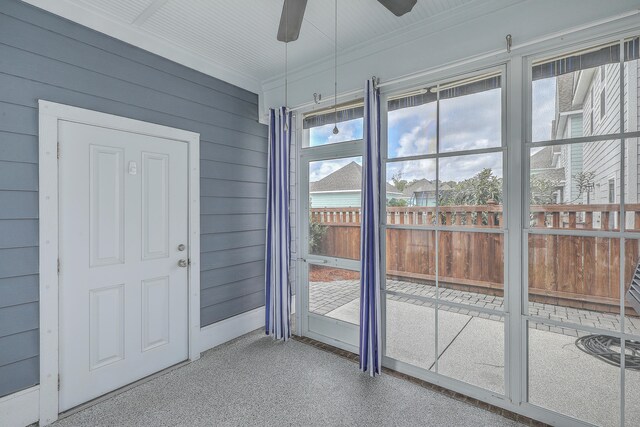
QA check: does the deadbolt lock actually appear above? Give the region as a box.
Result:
[178,244,186,251]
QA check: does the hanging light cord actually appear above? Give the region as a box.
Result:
[333,0,339,135]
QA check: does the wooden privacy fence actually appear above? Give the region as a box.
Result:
[310,204,640,312]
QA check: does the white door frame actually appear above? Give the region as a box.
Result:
[37,100,201,425]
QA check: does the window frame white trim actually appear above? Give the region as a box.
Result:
[38,100,201,425]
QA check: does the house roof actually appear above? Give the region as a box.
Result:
[310,161,401,195]
[402,179,454,197]
[530,146,560,169]
[530,146,565,184]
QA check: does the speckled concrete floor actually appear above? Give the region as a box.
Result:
[53,329,524,427]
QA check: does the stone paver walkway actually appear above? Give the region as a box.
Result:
[309,279,640,337]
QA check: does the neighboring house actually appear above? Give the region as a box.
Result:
[530,145,565,203]
[402,179,455,206]
[552,60,640,207]
[309,161,403,207]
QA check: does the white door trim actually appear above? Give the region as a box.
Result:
[38,100,200,425]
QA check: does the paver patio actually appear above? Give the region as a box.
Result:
[309,279,640,336]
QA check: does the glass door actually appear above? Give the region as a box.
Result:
[298,109,364,351]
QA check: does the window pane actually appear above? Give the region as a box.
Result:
[527,234,623,334]
[624,239,640,337]
[624,36,639,134]
[384,293,436,371]
[387,100,437,158]
[308,117,363,147]
[625,339,640,426]
[308,264,359,325]
[439,81,502,152]
[437,310,504,394]
[386,229,436,287]
[438,231,504,309]
[529,141,621,231]
[528,322,620,426]
[532,51,621,142]
[625,138,640,231]
[309,157,362,260]
[438,152,503,228]
[385,159,437,225]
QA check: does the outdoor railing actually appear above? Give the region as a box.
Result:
[310,203,640,314]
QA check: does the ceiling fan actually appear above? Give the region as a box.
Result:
[277,0,418,42]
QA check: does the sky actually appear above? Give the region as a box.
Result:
[308,80,557,185]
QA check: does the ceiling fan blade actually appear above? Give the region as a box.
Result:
[377,0,417,16]
[277,0,308,42]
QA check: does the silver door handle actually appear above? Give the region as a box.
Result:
[299,258,328,264]
[178,259,188,268]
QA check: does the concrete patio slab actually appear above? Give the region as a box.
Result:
[528,327,621,427]
[437,317,505,395]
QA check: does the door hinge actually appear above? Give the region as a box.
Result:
[57,142,60,159]
[58,374,60,391]
[57,258,60,274]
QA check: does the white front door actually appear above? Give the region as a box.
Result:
[58,120,189,411]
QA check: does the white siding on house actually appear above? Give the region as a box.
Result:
[310,192,361,208]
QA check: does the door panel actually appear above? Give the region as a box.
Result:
[58,120,189,411]
[89,145,124,267]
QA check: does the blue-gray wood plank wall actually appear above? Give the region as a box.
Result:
[0,0,267,398]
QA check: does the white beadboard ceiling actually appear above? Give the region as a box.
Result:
[22,0,484,92]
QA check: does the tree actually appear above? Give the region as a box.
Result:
[439,168,502,206]
[388,198,408,207]
[573,171,595,203]
[530,175,559,204]
[391,171,408,192]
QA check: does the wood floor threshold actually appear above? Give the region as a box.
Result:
[292,335,549,427]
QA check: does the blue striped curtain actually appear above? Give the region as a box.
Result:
[265,107,292,340]
[359,79,382,376]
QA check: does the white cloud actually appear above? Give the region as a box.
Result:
[309,156,361,182]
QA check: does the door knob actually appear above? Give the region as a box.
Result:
[178,244,186,251]
[178,259,188,268]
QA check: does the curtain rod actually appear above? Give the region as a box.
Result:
[278,9,639,115]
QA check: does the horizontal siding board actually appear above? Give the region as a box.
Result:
[0,14,258,119]
[0,356,38,397]
[201,230,265,252]
[200,261,265,290]
[0,46,265,137]
[200,290,265,326]
[200,197,266,215]
[200,276,263,308]
[200,159,266,182]
[200,142,267,167]
[0,191,38,219]
[0,302,38,337]
[201,214,265,234]
[201,179,266,198]
[0,160,38,191]
[0,329,38,367]
[200,245,265,271]
[0,275,39,309]
[0,1,258,104]
[0,102,36,136]
[0,220,38,249]
[0,247,38,278]
[0,131,37,164]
